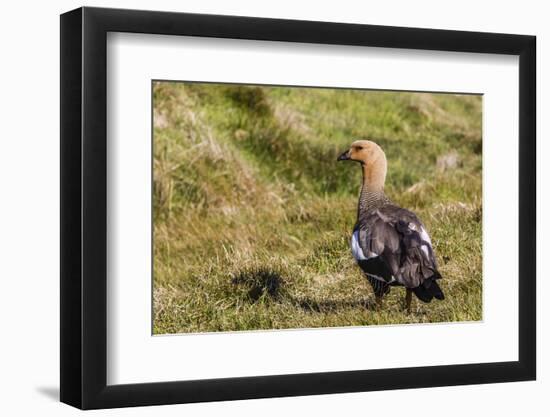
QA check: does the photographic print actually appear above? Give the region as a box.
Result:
[152,81,482,334]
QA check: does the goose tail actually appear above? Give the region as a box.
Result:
[412,274,445,303]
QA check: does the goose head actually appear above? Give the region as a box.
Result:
[337,140,387,190]
[337,140,384,164]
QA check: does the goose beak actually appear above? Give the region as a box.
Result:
[337,150,351,161]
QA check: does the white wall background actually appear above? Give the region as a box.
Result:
[0,1,545,415]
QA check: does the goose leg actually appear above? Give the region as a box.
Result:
[375,295,383,310]
[404,288,412,314]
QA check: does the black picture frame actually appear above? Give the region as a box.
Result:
[60,6,536,410]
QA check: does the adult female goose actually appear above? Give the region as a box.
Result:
[337,140,444,313]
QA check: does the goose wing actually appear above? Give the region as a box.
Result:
[353,205,441,289]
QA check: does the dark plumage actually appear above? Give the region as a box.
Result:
[338,140,444,312]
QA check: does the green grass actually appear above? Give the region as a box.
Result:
[152,81,482,334]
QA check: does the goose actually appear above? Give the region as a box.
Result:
[337,140,444,313]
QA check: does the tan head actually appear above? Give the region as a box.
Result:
[337,140,387,190]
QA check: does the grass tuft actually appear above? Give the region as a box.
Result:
[231,268,285,302]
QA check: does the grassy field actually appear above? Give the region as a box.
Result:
[152,81,482,334]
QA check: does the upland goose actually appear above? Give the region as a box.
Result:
[337,140,444,313]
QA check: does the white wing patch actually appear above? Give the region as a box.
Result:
[419,226,433,258]
[351,230,366,260]
[351,230,377,261]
